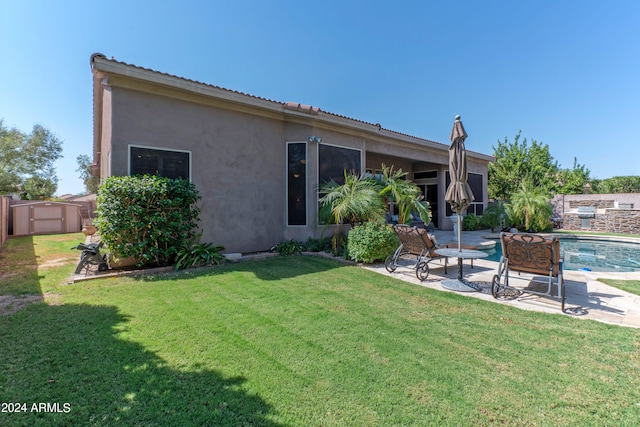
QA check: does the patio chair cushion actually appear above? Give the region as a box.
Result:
[415,227,439,257]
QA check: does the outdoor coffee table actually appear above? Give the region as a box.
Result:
[434,248,489,292]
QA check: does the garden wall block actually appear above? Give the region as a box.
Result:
[562,210,640,234]
[552,194,640,234]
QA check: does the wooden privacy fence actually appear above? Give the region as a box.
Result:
[0,196,8,247]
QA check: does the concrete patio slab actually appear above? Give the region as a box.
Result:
[364,229,640,328]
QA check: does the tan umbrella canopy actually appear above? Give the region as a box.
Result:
[445,115,475,250]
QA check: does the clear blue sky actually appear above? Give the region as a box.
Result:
[2,0,639,195]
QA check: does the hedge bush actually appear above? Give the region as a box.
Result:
[304,237,333,253]
[95,175,201,267]
[463,213,482,231]
[347,222,398,263]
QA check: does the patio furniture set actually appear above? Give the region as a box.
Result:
[385,224,566,311]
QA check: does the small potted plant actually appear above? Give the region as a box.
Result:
[82,218,98,236]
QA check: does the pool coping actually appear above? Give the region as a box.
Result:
[478,231,640,273]
[481,231,640,245]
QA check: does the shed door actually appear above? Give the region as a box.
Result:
[32,206,64,234]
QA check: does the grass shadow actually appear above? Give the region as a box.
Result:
[0,236,42,296]
[132,255,347,283]
[0,303,283,426]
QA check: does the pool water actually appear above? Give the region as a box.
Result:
[480,238,640,272]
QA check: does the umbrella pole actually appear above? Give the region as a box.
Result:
[457,212,463,281]
[457,212,462,252]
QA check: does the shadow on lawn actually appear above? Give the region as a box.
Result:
[134,254,348,283]
[1,304,283,426]
[0,235,43,296]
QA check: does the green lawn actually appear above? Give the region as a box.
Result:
[1,234,639,426]
[598,279,640,297]
[0,233,82,296]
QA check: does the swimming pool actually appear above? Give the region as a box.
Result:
[480,237,640,272]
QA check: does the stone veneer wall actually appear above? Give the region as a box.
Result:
[553,194,640,234]
[568,199,615,209]
[562,210,640,234]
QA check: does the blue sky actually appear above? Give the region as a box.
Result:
[1,0,639,195]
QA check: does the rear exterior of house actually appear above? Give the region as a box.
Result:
[90,54,493,253]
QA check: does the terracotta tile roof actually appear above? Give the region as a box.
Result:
[91,53,282,106]
[283,102,320,115]
[90,54,457,150]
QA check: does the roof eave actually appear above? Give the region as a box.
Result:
[90,54,495,164]
[91,55,283,114]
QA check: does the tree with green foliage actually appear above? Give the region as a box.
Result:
[0,119,63,198]
[318,167,431,253]
[379,164,431,225]
[508,181,553,232]
[21,176,58,201]
[590,176,640,193]
[318,172,386,253]
[95,175,201,267]
[76,154,100,194]
[488,131,559,200]
[489,132,593,199]
[318,172,387,227]
[481,200,511,232]
[556,157,591,195]
[0,122,22,193]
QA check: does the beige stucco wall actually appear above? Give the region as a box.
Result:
[99,83,113,180]
[109,87,296,252]
[366,153,413,174]
[106,85,491,250]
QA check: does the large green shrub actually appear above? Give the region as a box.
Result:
[347,222,398,263]
[95,175,201,266]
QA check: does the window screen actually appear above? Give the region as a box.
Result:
[445,172,484,216]
[287,143,307,226]
[130,147,190,180]
[318,144,361,185]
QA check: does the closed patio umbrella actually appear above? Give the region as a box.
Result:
[438,115,486,292]
[445,115,474,251]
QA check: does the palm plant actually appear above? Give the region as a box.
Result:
[379,165,431,225]
[508,181,553,232]
[482,200,511,232]
[318,172,387,252]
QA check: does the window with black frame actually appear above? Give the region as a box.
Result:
[130,146,190,180]
[318,144,361,185]
[287,142,307,226]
